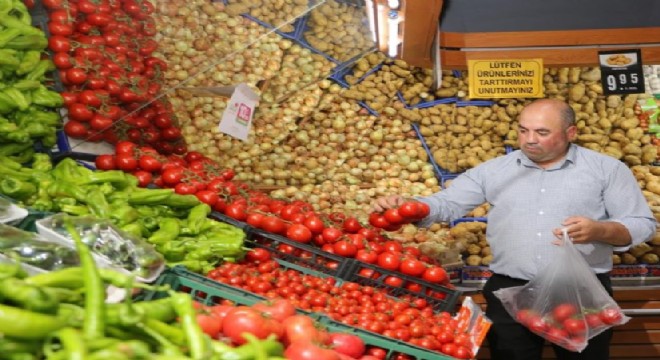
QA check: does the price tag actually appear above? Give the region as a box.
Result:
[218,83,259,141]
[599,49,645,95]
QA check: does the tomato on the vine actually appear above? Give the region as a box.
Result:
[94,154,116,170]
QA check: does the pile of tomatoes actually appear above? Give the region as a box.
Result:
[194,298,374,360]
[42,0,186,152]
[515,303,625,351]
[206,257,473,358]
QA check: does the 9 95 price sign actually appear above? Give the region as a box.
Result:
[599,49,645,95]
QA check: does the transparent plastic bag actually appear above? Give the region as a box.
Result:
[494,229,629,352]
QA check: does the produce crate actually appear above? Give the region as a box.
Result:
[460,265,493,285]
[208,211,251,231]
[247,227,354,278]
[340,258,462,314]
[327,63,380,116]
[411,122,451,179]
[142,266,456,360]
[450,217,488,228]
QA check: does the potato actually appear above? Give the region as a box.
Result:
[641,253,660,264]
[466,254,482,266]
[629,242,653,258]
[622,253,638,265]
[612,254,621,265]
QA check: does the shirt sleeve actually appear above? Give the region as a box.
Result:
[415,169,489,228]
[606,163,657,251]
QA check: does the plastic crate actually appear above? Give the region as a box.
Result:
[340,258,462,314]
[142,266,456,360]
[449,217,488,228]
[208,211,251,231]
[411,122,453,178]
[247,228,354,278]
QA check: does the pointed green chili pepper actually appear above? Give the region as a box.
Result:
[31,153,52,172]
[0,175,36,199]
[0,48,19,66]
[0,276,59,313]
[63,218,105,340]
[30,85,63,107]
[169,291,210,360]
[25,59,54,81]
[0,304,66,339]
[4,34,48,50]
[0,27,22,47]
[126,188,175,205]
[148,218,180,245]
[109,203,139,227]
[16,50,40,75]
[185,203,212,235]
[2,87,29,110]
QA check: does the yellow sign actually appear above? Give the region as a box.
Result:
[468,59,544,99]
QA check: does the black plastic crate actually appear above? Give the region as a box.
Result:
[341,258,462,314]
[247,227,354,278]
[449,217,488,228]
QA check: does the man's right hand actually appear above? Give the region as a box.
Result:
[371,195,408,213]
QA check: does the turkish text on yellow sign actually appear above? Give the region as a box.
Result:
[468,59,544,99]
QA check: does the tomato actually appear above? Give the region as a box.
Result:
[342,217,362,233]
[161,168,184,186]
[527,314,548,334]
[43,0,64,9]
[138,155,162,172]
[207,304,233,323]
[48,22,73,36]
[384,276,403,287]
[174,183,197,195]
[598,307,623,325]
[303,215,325,234]
[436,330,454,344]
[453,346,472,359]
[282,315,330,346]
[65,68,88,85]
[286,224,313,243]
[94,154,116,170]
[377,252,401,271]
[585,313,604,329]
[563,318,586,336]
[355,249,378,264]
[89,114,113,131]
[322,227,343,243]
[194,190,218,206]
[115,154,138,172]
[132,170,153,187]
[515,309,535,326]
[225,203,248,221]
[160,126,182,141]
[398,201,421,219]
[552,303,578,324]
[253,299,297,322]
[416,201,430,218]
[115,141,137,156]
[63,120,88,138]
[383,208,405,225]
[440,343,458,357]
[68,103,94,122]
[196,313,221,339]
[545,326,570,345]
[399,258,426,277]
[245,248,271,263]
[222,307,281,345]
[422,266,448,284]
[329,333,366,358]
[332,240,358,257]
[285,340,340,360]
[48,35,71,52]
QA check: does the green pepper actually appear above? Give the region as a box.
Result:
[169,291,210,359]
[126,188,175,205]
[47,182,88,202]
[4,34,48,50]
[0,142,31,157]
[59,204,90,216]
[79,169,131,188]
[25,59,54,81]
[138,319,185,356]
[0,175,36,199]
[2,87,29,110]
[162,193,201,208]
[139,216,160,233]
[158,242,187,262]
[148,218,181,245]
[63,219,105,340]
[50,327,87,360]
[0,90,17,114]
[185,203,212,235]
[0,48,19,67]
[120,222,144,238]
[0,27,21,47]
[31,153,52,172]
[167,260,214,274]
[109,203,139,227]
[0,304,66,339]
[16,50,41,75]
[30,85,63,107]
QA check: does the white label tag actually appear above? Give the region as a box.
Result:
[218,83,260,141]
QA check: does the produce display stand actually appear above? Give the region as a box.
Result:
[142,265,457,360]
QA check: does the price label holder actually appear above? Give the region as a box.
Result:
[599,49,645,95]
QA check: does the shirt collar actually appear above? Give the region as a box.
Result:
[517,143,576,170]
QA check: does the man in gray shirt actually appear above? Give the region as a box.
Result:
[373,98,656,359]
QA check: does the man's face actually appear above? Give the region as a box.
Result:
[517,103,576,167]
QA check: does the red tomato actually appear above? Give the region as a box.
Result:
[322,227,343,243]
[286,224,313,243]
[63,120,88,138]
[115,141,137,156]
[422,266,448,284]
[383,208,405,225]
[115,154,138,171]
[196,313,221,339]
[585,313,604,329]
[399,258,426,277]
[329,333,366,358]
[563,318,586,336]
[398,201,421,219]
[377,252,401,271]
[552,303,578,323]
[303,216,325,234]
[161,168,184,186]
[94,154,116,170]
[598,307,623,325]
[342,217,362,233]
[545,326,570,345]
[195,190,219,206]
[138,155,162,172]
[284,340,340,360]
[282,315,330,346]
[131,170,153,187]
[222,307,282,345]
[174,183,197,195]
[453,346,472,359]
[252,299,297,322]
[68,103,94,122]
[260,216,286,234]
[332,240,358,257]
[225,202,248,221]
